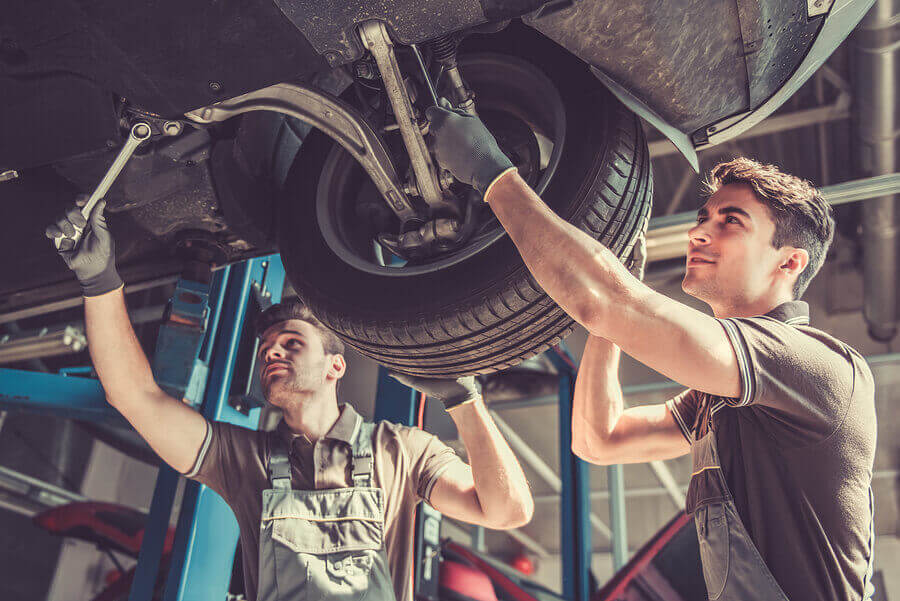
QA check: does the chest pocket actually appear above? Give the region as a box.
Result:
[258,418,397,601]
[266,487,385,555]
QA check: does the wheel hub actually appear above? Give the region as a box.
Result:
[316,52,567,276]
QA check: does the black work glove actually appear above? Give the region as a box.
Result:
[45,197,123,297]
[425,98,516,198]
[389,372,482,411]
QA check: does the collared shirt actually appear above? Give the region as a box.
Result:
[667,301,877,601]
[186,403,461,601]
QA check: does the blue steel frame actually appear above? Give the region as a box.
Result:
[547,347,592,601]
[549,343,629,594]
[0,368,119,423]
[374,367,419,425]
[128,272,216,601]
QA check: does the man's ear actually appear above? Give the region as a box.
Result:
[328,354,347,381]
[780,247,809,280]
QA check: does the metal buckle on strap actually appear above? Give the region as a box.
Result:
[272,476,292,490]
[268,432,292,489]
[351,454,373,486]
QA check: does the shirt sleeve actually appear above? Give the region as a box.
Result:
[395,425,463,502]
[183,419,258,502]
[716,316,855,440]
[666,389,700,443]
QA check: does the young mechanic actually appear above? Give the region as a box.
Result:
[46,200,534,601]
[425,103,876,601]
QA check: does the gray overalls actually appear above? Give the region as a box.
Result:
[689,424,792,600]
[689,394,875,600]
[257,415,398,601]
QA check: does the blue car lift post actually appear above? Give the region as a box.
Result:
[547,346,592,601]
[550,343,628,600]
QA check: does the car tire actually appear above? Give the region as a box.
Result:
[277,24,652,377]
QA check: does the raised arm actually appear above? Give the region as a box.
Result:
[390,375,533,530]
[572,335,689,465]
[424,104,741,397]
[84,290,208,473]
[485,173,741,398]
[46,200,207,474]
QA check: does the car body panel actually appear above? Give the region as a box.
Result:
[525,0,874,168]
[1,0,872,171]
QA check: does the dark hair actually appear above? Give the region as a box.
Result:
[706,158,835,298]
[254,298,345,356]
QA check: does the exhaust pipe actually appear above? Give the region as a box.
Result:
[853,0,900,341]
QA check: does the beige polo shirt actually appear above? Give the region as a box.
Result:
[185,403,462,601]
[667,301,876,601]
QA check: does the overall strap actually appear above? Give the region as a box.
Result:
[350,416,376,488]
[267,431,292,490]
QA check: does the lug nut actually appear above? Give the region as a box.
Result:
[163,121,183,136]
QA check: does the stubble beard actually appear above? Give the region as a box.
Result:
[263,360,327,407]
[682,270,724,306]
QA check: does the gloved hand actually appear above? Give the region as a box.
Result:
[425,98,516,198]
[389,372,482,411]
[44,197,123,297]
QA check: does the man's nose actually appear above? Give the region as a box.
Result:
[265,345,285,362]
[687,223,711,246]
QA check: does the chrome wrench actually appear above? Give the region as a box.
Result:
[54,122,152,250]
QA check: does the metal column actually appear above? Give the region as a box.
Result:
[853,0,900,341]
[606,465,628,570]
[373,366,418,425]
[130,270,216,601]
[547,349,591,601]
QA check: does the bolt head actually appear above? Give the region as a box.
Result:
[164,121,182,136]
[208,81,222,93]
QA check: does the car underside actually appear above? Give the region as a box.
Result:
[0,0,873,375]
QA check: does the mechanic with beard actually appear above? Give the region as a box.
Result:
[45,200,534,601]
[425,103,876,601]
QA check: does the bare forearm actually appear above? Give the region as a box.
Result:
[84,288,161,403]
[574,336,624,437]
[572,336,624,461]
[448,400,533,528]
[487,172,634,330]
[83,288,207,473]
